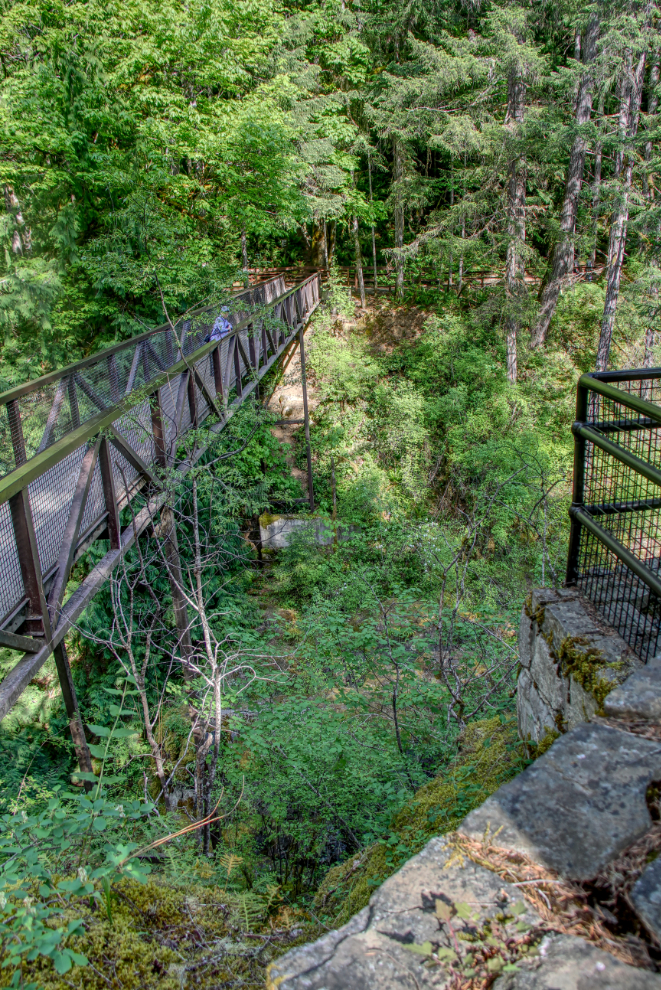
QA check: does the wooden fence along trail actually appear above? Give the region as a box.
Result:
[0,272,320,774]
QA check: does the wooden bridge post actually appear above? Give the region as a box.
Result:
[211,346,225,408]
[233,336,243,398]
[298,323,315,512]
[99,437,120,550]
[6,400,51,640]
[187,374,198,429]
[6,399,94,778]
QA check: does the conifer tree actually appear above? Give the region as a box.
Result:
[596,51,647,370]
[531,16,599,348]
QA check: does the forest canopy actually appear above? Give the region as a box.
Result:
[0,0,658,384]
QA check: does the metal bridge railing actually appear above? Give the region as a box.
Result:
[566,368,661,662]
[0,272,320,721]
[0,276,287,478]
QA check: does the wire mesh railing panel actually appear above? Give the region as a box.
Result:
[576,527,661,661]
[78,459,107,540]
[110,445,142,507]
[584,438,660,515]
[114,403,155,468]
[569,369,661,662]
[28,446,87,575]
[0,501,26,623]
[158,376,182,453]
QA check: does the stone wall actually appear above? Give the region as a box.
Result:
[268,588,661,989]
[517,586,642,744]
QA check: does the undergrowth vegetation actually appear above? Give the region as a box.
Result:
[0,276,605,988]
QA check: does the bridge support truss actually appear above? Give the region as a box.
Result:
[0,273,321,765]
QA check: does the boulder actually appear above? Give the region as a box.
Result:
[460,722,661,881]
[493,933,661,989]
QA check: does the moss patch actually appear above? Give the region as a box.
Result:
[8,877,314,990]
[313,717,528,927]
[556,635,622,712]
[523,592,545,628]
[529,726,560,757]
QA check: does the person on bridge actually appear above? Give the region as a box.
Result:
[204,307,233,342]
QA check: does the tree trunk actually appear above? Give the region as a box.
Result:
[310,221,327,268]
[596,52,646,372]
[448,170,454,288]
[644,62,659,200]
[644,327,656,367]
[368,152,378,291]
[322,218,329,269]
[159,506,194,678]
[353,215,366,308]
[505,66,527,383]
[531,17,599,347]
[393,137,405,299]
[588,95,604,271]
[329,220,336,265]
[241,225,248,270]
[459,212,465,294]
[5,185,30,254]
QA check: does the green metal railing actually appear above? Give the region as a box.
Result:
[566,368,661,661]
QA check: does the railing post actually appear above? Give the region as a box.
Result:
[299,325,315,512]
[9,488,51,640]
[212,345,224,405]
[150,390,168,468]
[99,436,120,549]
[187,373,198,428]
[234,334,243,398]
[6,401,51,639]
[248,322,257,370]
[566,381,589,586]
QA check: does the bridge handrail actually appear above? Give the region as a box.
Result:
[0,274,313,478]
[0,274,314,495]
[0,275,286,405]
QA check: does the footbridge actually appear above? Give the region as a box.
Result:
[0,272,320,762]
